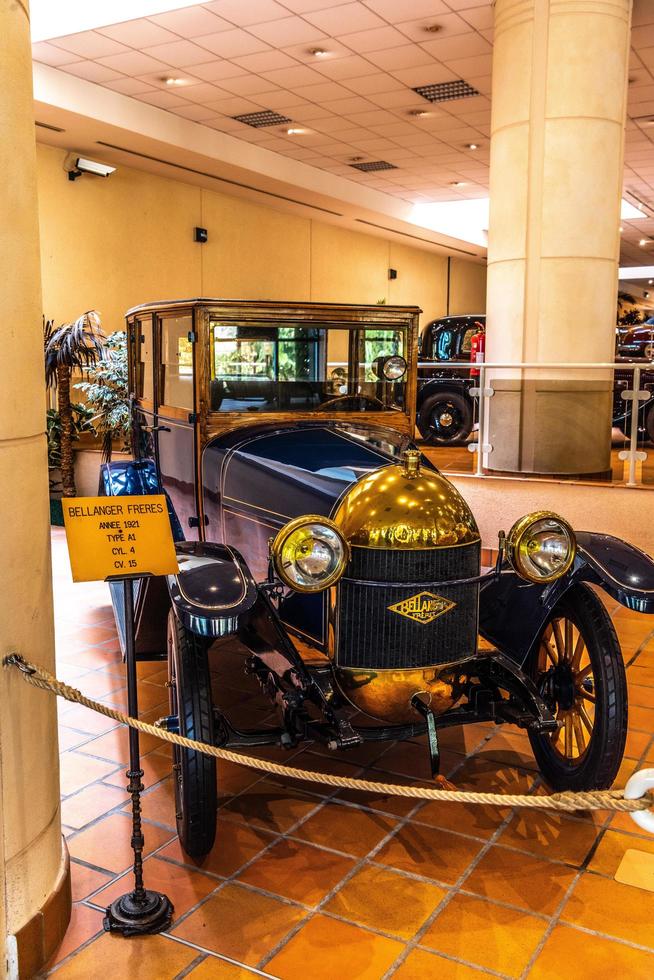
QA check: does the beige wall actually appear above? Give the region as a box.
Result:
[36,143,485,332]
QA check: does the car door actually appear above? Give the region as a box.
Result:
[155,310,201,541]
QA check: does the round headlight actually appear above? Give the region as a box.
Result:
[382,355,407,380]
[507,511,576,583]
[272,516,349,593]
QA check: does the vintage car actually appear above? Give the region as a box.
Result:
[101,298,654,859]
[417,314,485,444]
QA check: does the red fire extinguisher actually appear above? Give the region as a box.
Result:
[469,321,485,378]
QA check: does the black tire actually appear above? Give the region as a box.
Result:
[168,610,217,857]
[418,391,473,444]
[527,583,627,791]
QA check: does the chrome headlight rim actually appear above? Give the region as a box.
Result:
[271,515,350,593]
[506,510,576,584]
[382,354,407,380]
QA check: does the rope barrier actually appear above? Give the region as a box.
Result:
[4,653,653,816]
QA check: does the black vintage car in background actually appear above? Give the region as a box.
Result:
[99,298,654,860]
[419,314,654,445]
[417,314,485,444]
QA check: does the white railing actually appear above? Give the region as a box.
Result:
[416,360,654,487]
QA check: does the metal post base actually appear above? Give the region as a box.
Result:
[104,890,174,936]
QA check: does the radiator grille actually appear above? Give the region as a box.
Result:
[335,542,480,670]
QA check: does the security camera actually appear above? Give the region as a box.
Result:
[68,157,116,181]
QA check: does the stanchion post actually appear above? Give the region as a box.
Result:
[103,574,173,936]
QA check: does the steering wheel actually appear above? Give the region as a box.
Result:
[317,394,386,412]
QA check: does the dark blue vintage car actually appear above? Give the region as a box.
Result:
[101,298,654,858]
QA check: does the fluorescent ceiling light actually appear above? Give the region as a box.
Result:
[621,199,646,220]
[619,266,654,279]
[31,1,201,42]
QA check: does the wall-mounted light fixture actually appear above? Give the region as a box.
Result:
[67,157,116,181]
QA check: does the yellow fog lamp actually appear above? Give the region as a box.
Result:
[506,511,576,583]
[272,516,349,593]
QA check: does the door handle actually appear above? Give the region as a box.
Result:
[141,424,171,433]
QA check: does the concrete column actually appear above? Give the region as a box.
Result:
[0,1,69,974]
[485,0,632,474]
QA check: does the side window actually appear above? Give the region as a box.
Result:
[137,317,154,402]
[160,315,193,411]
[461,328,476,354]
[435,329,454,360]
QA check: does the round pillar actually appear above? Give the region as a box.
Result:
[0,1,70,974]
[485,0,632,474]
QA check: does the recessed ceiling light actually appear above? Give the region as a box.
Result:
[350,156,364,162]
[286,128,306,135]
[450,181,467,187]
[163,77,185,86]
[649,279,653,284]
[620,226,624,232]
[310,48,329,57]
[466,143,479,150]
[640,238,650,247]
[409,109,430,118]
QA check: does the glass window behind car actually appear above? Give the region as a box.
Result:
[209,320,406,414]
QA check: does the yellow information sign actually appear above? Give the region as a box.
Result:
[62,495,179,582]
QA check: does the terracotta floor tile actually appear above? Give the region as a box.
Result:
[449,755,537,795]
[57,703,119,737]
[413,797,508,841]
[51,931,198,979]
[186,957,260,978]
[376,823,483,885]
[69,861,113,902]
[219,778,321,833]
[104,747,172,790]
[629,684,654,708]
[69,671,125,699]
[625,729,653,759]
[217,760,265,801]
[58,727,93,752]
[293,800,396,858]
[265,913,404,980]
[464,845,576,915]
[325,863,446,939]
[629,664,654,687]
[131,776,176,829]
[158,820,276,878]
[59,752,120,796]
[475,732,538,771]
[237,837,355,906]
[47,903,104,968]
[68,811,175,874]
[588,828,654,876]
[561,872,654,947]
[93,854,218,920]
[421,893,548,977]
[335,775,429,818]
[101,683,168,713]
[435,722,495,755]
[61,783,128,829]
[394,948,495,980]
[172,882,306,964]
[497,811,600,866]
[76,723,162,764]
[629,704,654,732]
[531,923,654,979]
[373,739,465,781]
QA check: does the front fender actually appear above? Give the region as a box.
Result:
[479,531,654,666]
[167,542,258,639]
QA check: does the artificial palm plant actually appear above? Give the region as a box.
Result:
[44,311,106,496]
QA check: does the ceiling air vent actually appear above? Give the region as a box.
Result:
[232,110,292,128]
[349,160,398,172]
[412,80,480,103]
[36,121,65,133]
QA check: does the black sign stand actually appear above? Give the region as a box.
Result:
[103,575,173,935]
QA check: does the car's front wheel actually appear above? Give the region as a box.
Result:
[528,583,627,791]
[418,391,473,444]
[167,610,217,858]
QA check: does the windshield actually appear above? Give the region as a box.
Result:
[208,320,407,414]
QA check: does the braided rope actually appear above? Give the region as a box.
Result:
[5,655,652,814]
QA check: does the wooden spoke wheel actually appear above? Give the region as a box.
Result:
[528,583,627,791]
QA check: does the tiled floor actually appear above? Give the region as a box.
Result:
[43,528,654,979]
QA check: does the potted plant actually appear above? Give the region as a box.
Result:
[75,330,131,461]
[44,311,105,497]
